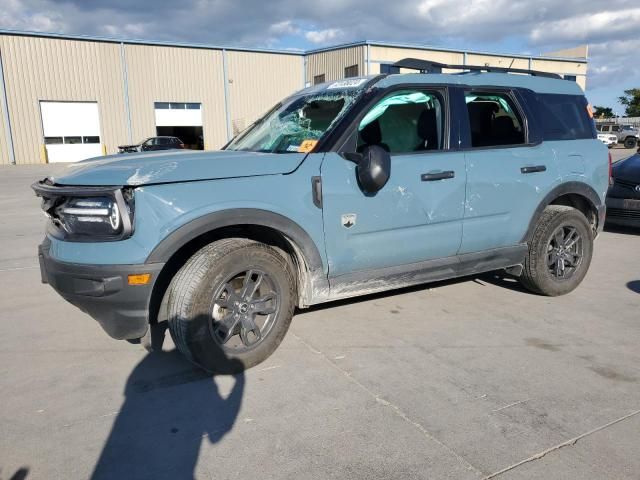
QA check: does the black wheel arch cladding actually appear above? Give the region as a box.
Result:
[145,208,324,273]
[521,181,602,242]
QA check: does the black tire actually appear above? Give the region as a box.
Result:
[624,137,637,149]
[520,205,593,296]
[167,238,296,373]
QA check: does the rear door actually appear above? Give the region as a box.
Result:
[458,89,558,253]
[321,87,467,277]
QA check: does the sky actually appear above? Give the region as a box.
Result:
[0,0,638,113]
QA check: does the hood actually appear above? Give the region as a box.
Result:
[52,150,307,186]
[612,153,640,183]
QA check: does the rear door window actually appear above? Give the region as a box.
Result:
[465,92,525,147]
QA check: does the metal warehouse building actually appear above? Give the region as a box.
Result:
[0,30,588,165]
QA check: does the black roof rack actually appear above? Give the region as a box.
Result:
[392,58,562,79]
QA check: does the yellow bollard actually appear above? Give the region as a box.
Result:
[40,145,49,164]
[102,144,107,156]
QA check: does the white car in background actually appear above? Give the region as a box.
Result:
[598,133,617,148]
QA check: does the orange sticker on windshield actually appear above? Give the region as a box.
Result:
[586,104,594,119]
[298,139,318,153]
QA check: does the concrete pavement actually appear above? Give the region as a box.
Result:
[0,157,639,480]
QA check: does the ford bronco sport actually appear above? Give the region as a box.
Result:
[34,59,609,372]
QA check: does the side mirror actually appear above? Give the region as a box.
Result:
[356,145,391,194]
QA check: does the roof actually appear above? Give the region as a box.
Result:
[0,29,587,64]
[376,72,584,95]
[305,40,588,64]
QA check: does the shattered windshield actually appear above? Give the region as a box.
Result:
[225,88,362,153]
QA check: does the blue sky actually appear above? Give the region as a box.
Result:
[1,0,638,113]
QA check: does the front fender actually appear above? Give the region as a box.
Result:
[145,208,324,274]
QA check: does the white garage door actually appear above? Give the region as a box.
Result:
[41,101,103,163]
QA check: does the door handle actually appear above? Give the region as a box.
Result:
[421,171,455,181]
[521,165,546,174]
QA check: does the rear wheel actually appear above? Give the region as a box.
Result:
[520,205,593,296]
[167,238,296,373]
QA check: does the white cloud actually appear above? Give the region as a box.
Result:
[0,0,638,107]
[530,9,640,45]
[268,20,300,36]
[304,28,341,44]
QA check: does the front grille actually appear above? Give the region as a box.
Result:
[608,208,640,219]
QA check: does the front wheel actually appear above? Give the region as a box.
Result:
[167,238,296,373]
[519,206,593,296]
[624,137,637,149]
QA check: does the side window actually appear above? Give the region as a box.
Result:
[536,94,596,140]
[612,125,620,132]
[602,125,609,132]
[465,92,525,147]
[357,90,444,154]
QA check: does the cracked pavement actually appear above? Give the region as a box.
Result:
[1,151,639,479]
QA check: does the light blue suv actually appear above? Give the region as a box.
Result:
[34,59,609,372]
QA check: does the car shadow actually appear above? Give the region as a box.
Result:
[604,224,640,236]
[91,321,245,480]
[627,281,640,294]
[7,468,29,480]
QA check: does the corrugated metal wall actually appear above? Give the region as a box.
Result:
[370,46,464,74]
[306,46,365,83]
[226,51,302,136]
[531,59,587,90]
[124,44,227,149]
[0,35,128,165]
[0,34,590,165]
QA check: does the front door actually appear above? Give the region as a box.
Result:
[321,88,467,279]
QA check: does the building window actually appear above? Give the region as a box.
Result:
[64,136,82,144]
[44,137,63,145]
[564,75,577,82]
[83,136,100,144]
[380,64,400,74]
[313,74,326,85]
[344,65,359,78]
[155,102,201,110]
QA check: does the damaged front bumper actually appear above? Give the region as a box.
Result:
[38,238,164,340]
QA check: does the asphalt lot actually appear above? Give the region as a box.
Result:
[1,148,639,480]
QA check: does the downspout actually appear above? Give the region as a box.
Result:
[0,51,16,165]
[120,42,133,144]
[222,49,232,141]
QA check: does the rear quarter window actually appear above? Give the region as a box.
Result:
[536,93,596,141]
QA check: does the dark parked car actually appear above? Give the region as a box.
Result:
[606,152,640,227]
[118,136,184,153]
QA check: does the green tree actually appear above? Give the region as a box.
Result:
[618,89,640,117]
[593,106,614,118]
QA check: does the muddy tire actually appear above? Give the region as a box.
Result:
[520,206,593,296]
[167,238,296,373]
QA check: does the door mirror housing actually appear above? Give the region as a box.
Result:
[356,145,391,194]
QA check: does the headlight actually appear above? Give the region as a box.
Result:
[55,196,124,237]
[32,181,135,241]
